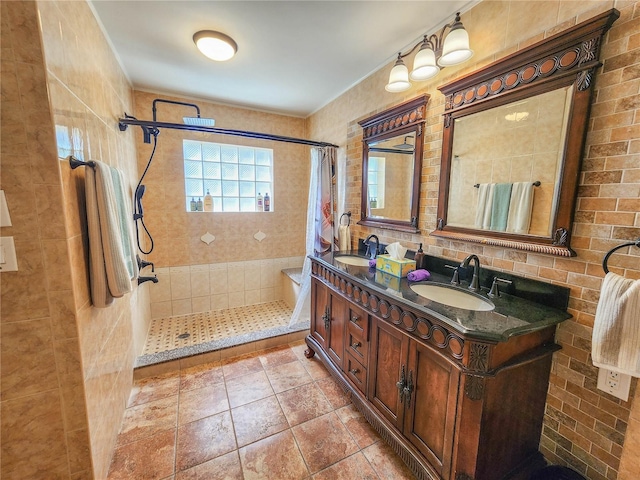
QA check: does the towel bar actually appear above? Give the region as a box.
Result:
[68,155,96,169]
[473,181,540,188]
[602,238,640,273]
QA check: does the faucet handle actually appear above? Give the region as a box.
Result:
[444,264,460,285]
[488,277,512,297]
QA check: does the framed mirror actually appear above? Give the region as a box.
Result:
[432,10,619,256]
[358,95,428,233]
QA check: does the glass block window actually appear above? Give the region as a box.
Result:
[368,157,385,210]
[184,140,273,212]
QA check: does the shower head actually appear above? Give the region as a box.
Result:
[392,136,414,150]
[183,116,215,127]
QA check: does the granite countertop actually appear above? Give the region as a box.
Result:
[312,251,572,343]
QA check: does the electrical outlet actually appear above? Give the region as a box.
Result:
[597,368,631,401]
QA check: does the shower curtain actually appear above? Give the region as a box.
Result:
[290,146,336,326]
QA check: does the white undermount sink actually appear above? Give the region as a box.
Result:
[410,284,495,311]
[335,255,371,267]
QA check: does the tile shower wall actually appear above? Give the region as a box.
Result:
[307,2,640,479]
[132,91,309,269]
[1,1,149,479]
[149,257,305,319]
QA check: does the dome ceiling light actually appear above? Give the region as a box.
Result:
[193,30,238,61]
[385,12,473,93]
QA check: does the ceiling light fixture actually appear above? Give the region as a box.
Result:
[193,30,237,61]
[385,12,473,93]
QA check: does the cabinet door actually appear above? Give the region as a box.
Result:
[368,317,409,430]
[403,340,460,480]
[311,279,329,351]
[327,292,346,368]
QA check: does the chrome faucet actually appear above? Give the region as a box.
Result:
[460,254,481,293]
[364,234,380,259]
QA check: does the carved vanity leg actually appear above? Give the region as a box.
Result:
[304,336,316,358]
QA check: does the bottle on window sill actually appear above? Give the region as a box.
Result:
[196,197,203,212]
[190,197,197,212]
[257,192,263,211]
[264,192,270,211]
[203,189,213,212]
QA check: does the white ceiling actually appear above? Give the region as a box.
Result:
[90,1,474,118]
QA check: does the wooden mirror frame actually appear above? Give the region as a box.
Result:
[358,95,429,233]
[432,9,619,257]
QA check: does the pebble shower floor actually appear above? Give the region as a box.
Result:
[143,300,294,355]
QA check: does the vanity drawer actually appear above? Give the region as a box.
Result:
[348,304,368,338]
[347,323,369,366]
[345,353,367,393]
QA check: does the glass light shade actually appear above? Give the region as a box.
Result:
[438,27,473,66]
[410,47,440,81]
[385,60,411,93]
[193,31,237,61]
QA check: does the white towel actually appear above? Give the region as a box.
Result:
[86,161,134,307]
[338,224,351,251]
[592,272,640,377]
[111,168,138,280]
[474,183,494,229]
[506,182,535,234]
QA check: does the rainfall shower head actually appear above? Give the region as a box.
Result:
[183,116,215,127]
[152,98,214,126]
[392,136,415,150]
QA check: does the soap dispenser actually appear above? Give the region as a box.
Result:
[414,243,425,269]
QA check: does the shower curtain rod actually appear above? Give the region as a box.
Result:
[118,116,339,148]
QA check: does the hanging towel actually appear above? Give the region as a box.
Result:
[338,224,351,251]
[85,161,134,307]
[111,168,138,279]
[490,183,513,231]
[506,182,535,234]
[592,272,640,377]
[474,183,494,229]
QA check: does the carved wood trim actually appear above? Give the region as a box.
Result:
[313,262,465,363]
[430,229,575,257]
[359,95,429,140]
[464,375,485,401]
[468,343,489,373]
[439,10,619,115]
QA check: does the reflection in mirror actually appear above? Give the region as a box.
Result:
[447,86,573,237]
[358,95,428,233]
[433,9,619,256]
[367,133,415,221]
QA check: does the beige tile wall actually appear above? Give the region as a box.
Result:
[1,2,85,478]
[308,2,640,479]
[2,1,150,479]
[149,256,305,319]
[132,91,309,268]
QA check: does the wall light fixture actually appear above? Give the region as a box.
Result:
[193,30,238,61]
[385,12,473,93]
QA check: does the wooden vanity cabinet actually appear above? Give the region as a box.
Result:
[310,279,347,369]
[369,317,459,479]
[306,260,560,480]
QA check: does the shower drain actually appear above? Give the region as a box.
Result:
[177,332,191,339]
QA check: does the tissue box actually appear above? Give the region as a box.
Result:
[376,255,416,278]
[375,270,401,290]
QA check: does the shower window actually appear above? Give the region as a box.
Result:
[183,140,273,212]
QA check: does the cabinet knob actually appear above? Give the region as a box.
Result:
[350,368,359,375]
[351,315,359,323]
[351,342,361,349]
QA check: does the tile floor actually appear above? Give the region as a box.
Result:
[108,341,416,479]
[143,301,295,355]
